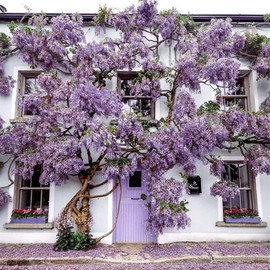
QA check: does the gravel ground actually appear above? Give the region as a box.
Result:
[1,263,270,270]
[1,242,270,269]
[1,243,270,259]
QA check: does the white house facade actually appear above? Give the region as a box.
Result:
[0,13,269,245]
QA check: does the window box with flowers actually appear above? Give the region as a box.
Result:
[224,208,261,224]
[10,209,48,224]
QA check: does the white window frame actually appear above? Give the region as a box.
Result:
[14,165,50,212]
[16,70,41,118]
[218,71,251,112]
[7,68,55,224]
[117,71,156,119]
[217,156,263,222]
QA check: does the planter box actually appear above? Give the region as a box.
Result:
[10,216,47,224]
[224,216,261,223]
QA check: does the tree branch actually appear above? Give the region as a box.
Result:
[80,182,117,199]
[89,179,108,189]
[96,179,122,243]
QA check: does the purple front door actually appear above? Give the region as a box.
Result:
[113,171,155,243]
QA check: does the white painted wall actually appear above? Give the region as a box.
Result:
[0,21,270,244]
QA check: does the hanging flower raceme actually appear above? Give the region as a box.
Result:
[143,126,196,176]
[181,117,228,162]
[173,91,197,125]
[210,181,240,201]
[146,176,190,235]
[209,159,225,178]
[0,188,11,210]
[133,0,158,29]
[203,57,240,86]
[102,156,138,181]
[175,53,201,92]
[116,114,144,143]
[198,18,233,55]
[131,77,161,101]
[245,145,270,176]
[72,83,122,117]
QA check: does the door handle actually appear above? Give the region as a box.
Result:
[131,198,140,200]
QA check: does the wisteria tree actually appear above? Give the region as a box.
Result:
[0,0,270,249]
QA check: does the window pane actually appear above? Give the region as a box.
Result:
[21,179,31,187]
[141,99,152,117]
[19,190,31,209]
[225,77,246,95]
[121,79,133,96]
[240,190,251,209]
[235,77,246,95]
[129,171,142,188]
[224,97,235,108]
[129,99,140,114]
[228,164,240,186]
[239,164,249,188]
[32,190,41,209]
[237,98,247,110]
[32,165,42,187]
[25,77,38,94]
[223,97,247,110]
[24,77,38,115]
[122,98,152,117]
[223,199,230,209]
[42,190,50,211]
[230,195,240,209]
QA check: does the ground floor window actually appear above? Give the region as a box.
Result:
[222,162,256,210]
[16,165,49,211]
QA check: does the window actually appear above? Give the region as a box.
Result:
[16,165,49,212]
[117,72,155,118]
[218,73,250,111]
[17,71,40,117]
[222,162,256,210]
[9,71,51,225]
[129,171,142,188]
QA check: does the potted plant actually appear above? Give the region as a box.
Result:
[224,208,261,223]
[10,209,48,223]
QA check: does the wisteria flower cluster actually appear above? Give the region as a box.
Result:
[244,145,270,176]
[209,159,225,178]
[210,181,240,201]
[146,176,190,235]
[0,188,11,210]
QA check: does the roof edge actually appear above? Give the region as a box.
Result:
[0,13,266,23]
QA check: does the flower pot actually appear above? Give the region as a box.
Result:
[10,216,47,223]
[224,216,261,223]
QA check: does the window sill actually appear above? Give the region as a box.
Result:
[216,221,267,227]
[9,117,30,124]
[3,223,54,229]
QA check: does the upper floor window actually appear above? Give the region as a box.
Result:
[117,72,155,119]
[17,71,40,117]
[218,73,250,111]
[222,162,256,211]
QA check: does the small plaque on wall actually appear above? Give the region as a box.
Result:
[187,176,202,194]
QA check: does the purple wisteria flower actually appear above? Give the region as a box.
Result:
[0,188,11,209]
[210,181,240,201]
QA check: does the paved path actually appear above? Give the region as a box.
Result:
[0,242,270,269]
